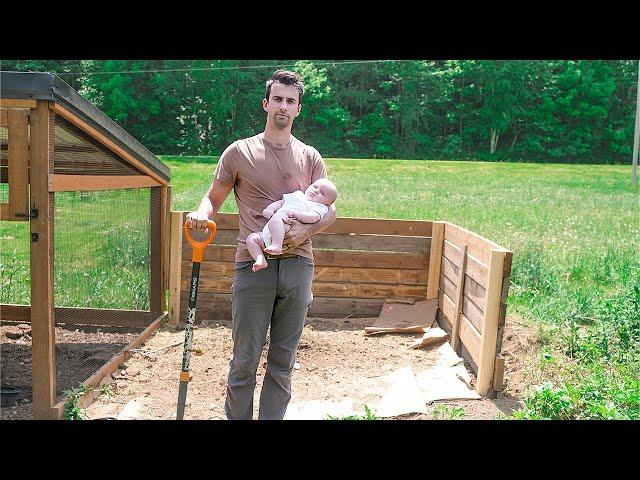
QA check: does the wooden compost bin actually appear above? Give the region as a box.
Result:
[169,212,513,396]
[1,72,171,419]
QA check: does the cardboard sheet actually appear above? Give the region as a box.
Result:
[364,299,438,335]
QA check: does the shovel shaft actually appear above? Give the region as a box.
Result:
[176,219,217,420]
[176,380,189,420]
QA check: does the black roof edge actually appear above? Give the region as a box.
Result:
[0,71,170,182]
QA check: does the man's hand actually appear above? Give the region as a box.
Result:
[186,211,210,231]
[282,216,311,251]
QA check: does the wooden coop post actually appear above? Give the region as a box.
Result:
[475,248,506,396]
[426,221,445,300]
[30,101,57,419]
[6,109,30,220]
[168,210,184,326]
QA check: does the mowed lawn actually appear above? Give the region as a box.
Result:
[164,156,639,318]
[2,157,637,317]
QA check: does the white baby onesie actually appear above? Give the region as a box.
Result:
[262,191,328,248]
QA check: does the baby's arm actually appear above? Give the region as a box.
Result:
[263,199,285,219]
[287,210,321,224]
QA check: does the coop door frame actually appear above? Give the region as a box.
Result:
[1,100,32,221]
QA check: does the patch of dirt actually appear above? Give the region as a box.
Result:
[1,323,143,420]
[1,315,540,420]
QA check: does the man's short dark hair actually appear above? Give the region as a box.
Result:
[265,70,305,103]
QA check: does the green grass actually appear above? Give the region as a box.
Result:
[1,189,150,309]
[160,155,639,419]
[2,156,638,418]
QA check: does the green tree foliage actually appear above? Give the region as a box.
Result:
[3,59,636,163]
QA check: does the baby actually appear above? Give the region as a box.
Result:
[246,178,338,272]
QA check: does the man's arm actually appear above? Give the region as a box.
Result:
[282,203,336,251]
[186,178,233,230]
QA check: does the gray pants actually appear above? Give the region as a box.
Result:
[225,255,314,420]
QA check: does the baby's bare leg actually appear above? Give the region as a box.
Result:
[246,233,268,272]
[263,212,292,255]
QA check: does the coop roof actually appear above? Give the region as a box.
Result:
[0,71,170,182]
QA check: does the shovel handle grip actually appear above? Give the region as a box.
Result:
[184,220,217,262]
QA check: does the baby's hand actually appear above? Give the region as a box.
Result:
[263,209,273,219]
[287,211,297,219]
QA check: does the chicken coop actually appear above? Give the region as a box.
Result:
[1,71,171,419]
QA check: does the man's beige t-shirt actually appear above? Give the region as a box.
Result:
[214,133,328,262]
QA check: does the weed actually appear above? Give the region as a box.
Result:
[326,404,380,420]
[100,383,112,400]
[63,385,89,420]
[432,404,466,420]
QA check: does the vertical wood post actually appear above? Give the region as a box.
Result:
[426,221,445,300]
[7,109,30,220]
[168,211,184,326]
[476,249,506,396]
[30,101,56,419]
[450,244,468,352]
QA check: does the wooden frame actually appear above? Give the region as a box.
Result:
[51,103,168,185]
[50,313,165,420]
[1,107,30,221]
[1,96,172,418]
[49,174,161,192]
[168,211,513,397]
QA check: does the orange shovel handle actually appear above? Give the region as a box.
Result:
[184,220,217,262]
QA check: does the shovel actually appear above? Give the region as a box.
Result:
[176,219,217,420]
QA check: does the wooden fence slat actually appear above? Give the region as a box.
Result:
[458,314,482,366]
[178,211,433,236]
[443,239,489,287]
[197,228,430,253]
[179,292,384,321]
[476,250,506,396]
[440,271,484,333]
[191,263,428,286]
[426,222,445,299]
[182,277,428,300]
[169,211,184,326]
[1,99,37,108]
[451,245,467,352]
[49,174,161,191]
[183,244,429,270]
[444,222,508,268]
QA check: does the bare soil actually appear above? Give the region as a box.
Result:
[0,315,540,420]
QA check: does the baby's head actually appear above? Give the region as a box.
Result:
[305,178,338,206]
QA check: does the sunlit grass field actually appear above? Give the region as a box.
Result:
[1,156,638,418]
[164,156,638,313]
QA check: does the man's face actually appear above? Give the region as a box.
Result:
[263,82,301,129]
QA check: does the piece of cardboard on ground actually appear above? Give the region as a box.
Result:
[368,366,428,418]
[364,298,438,335]
[116,399,149,420]
[415,342,481,403]
[410,327,449,349]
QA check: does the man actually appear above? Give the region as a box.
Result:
[186,70,337,419]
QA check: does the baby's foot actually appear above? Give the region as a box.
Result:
[252,257,268,272]
[264,244,283,255]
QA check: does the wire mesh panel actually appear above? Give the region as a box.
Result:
[54,115,142,176]
[53,187,151,403]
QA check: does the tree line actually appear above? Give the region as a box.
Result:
[3,59,637,163]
